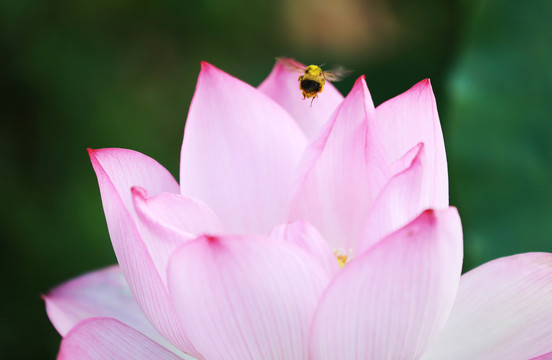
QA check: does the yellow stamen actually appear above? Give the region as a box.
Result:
[334,249,353,269]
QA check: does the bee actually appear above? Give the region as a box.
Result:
[277,58,351,105]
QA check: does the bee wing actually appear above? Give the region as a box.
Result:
[275,57,306,73]
[323,65,353,82]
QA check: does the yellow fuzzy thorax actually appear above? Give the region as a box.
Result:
[305,64,323,76]
[299,65,326,86]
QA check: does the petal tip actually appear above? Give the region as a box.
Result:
[88,148,102,170]
[200,61,214,70]
[348,74,374,110]
[130,186,148,200]
[421,208,436,217]
[415,208,443,228]
[203,234,219,243]
[87,147,98,160]
[407,142,425,166]
[348,74,368,96]
[87,148,119,163]
[413,78,434,94]
[199,61,223,78]
[354,74,367,86]
[417,207,461,232]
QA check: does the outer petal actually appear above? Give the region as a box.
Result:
[531,351,552,360]
[44,266,186,357]
[258,58,344,138]
[168,234,331,360]
[422,253,552,360]
[44,266,157,338]
[357,143,427,253]
[270,221,340,278]
[309,208,463,360]
[375,79,448,207]
[88,148,180,215]
[89,148,199,356]
[288,76,388,252]
[180,62,308,234]
[132,187,223,287]
[57,318,191,360]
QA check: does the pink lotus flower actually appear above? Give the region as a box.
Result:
[45,60,552,359]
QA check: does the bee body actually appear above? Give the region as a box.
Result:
[298,65,326,100]
[277,59,350,105]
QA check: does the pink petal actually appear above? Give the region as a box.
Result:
[270,221,340,278]
[180,62,308,234]
[89,148,199,356]
[258,58,344,138]
[357,143,428,253]
[530,351,552,360]
[88,148,180,215]
[288,75,388,252]
[422,253,552,360]
[309,208,463,360]
[44,266,153,337]
[132,187,222,287]
[168,234,331,360]
[44,266,186,356]
[375,79,448,208]
[57,318,192,360]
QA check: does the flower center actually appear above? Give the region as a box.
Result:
[333,248,353,268]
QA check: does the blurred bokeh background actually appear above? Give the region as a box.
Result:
[1,0,550,357]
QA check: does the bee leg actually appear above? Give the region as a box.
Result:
[310,96,316,107]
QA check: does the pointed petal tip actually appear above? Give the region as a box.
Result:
[420,206,459,220]
[199,61,225,78]
[200,61,214,70]
[405,142,425,167]
[197,234,221,246]
[179,234,221,248]
[348,74,374,111]
[348,74,369,97]
[412,78,434,93]
[87,148,103,172]
[351,75,370,93]
[198,61,224,81]
[130,186,148,200]
[87,147,114,156]
[409,207,461,233]
[205,234,218,243]
[417,209,438,226]
[87,147,99,162]
[87,148,125,163]
[353,74,367,86]
[421,208,436,216]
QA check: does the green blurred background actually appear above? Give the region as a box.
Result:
[1,0,551,358]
